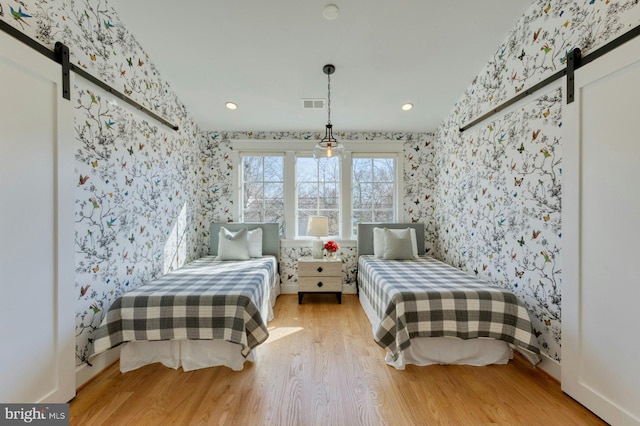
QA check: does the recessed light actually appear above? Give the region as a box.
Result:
[225,102,238,110]
[401,103,413,111]
[323,4,339,20]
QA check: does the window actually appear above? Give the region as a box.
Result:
[296,156,340,236]
[240,155,285,227]
[352,157,395,236]
[235,140,402,239]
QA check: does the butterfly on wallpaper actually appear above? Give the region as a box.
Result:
[543,214,551,222]
[533,28,542,42]
[79,174,89,185]
[126,266,134,275]
[517,143,525,154]
[127,145,134,155]
[534,329,542,338]
[515,268,524,278]
[89,197,99,209]
[411,164,419,171]
[518,49,526,61]
[414,199,420,206]
[103,20,114,30]
[543,109,551,118]
[139,143,145,151]
[128,234,135,243]
[532,230,541,239]
[90,303,100,314]
[514,177,523,186]
[540,147,551,158]
[106,217,116,227]
[544,319,552,326]
[92,265,99,273]
[540,251,552,263]
[125,177,133,186]
[532,129,541,141]
[517,236,525,247]
[80,285,90,297]
[91,160,98,168]
[124,85,132,95]
[138,59,144,67]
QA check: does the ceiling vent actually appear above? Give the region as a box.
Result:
[302,98,325,109]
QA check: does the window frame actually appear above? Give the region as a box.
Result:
[232,139,404,240]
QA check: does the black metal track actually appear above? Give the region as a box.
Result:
[459,23,640,132]
[1,20,178,131]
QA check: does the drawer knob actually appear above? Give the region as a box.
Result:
[317,281,323,288]
[317,266,323,273]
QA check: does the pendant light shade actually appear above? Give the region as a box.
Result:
[314,64,345,159]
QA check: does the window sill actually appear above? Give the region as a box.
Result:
[280,238,357,248]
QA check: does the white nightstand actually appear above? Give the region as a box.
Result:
[297,257,343,304]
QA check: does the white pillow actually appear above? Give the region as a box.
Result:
[217,227,250,261]
[382,228,415,260]
[373,227,418,258]
[247,228,263,257]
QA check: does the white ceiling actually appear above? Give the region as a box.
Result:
[108,0,532,133]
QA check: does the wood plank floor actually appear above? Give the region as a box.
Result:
[70,294,604,425]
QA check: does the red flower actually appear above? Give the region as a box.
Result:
[324,240,339,253]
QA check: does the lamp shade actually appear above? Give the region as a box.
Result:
[307,216,328,237]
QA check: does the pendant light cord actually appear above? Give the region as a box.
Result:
[327,72,331,126]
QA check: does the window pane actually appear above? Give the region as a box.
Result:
[352,156,396,235]
[241,155,284,230]
[297,158,316,182]
[263,156,283,181]
[298,210,312,237]
[353,158,372,180]
[373,158,394,182]
[244,210,263,223]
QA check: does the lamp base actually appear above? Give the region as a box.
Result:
[312,238,324,259]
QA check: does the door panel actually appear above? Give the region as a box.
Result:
[0,31,75,403]
[562,36,640,425]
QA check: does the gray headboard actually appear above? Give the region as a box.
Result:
[357,223,426,256]
[209,223,280,262]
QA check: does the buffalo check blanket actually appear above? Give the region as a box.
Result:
[92,256,277,358]
[357,255,541,365]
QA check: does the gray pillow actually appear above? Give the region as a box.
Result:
[383,228,414,260]
[217,227,250,261]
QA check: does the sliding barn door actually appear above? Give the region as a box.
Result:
[0,31,75,402]
[562,36,640,425]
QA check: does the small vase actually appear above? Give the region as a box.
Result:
[327,252,336,260]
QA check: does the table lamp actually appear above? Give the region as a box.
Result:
[307,216,328,259]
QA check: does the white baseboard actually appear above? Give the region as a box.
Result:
[280,284,357,295]
[75,347,120,389]
[537,352,561,381]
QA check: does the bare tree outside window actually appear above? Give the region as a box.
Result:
[241,155,285,232]
[297,156,340,236]
[352,157,395,235]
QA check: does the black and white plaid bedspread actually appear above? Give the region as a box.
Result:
[92,256,277,358]
[358,255,541,365]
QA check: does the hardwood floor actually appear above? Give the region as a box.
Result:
[70,294,604,425]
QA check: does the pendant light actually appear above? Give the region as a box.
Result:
[313,64,345,159]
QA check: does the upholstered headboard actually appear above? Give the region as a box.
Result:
[209,223,280,261]
[357,223,426,256]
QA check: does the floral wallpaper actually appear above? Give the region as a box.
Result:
[198,131,436,291]
[436,0,640,362]
[4,0,640,368]
[1,0,206,364]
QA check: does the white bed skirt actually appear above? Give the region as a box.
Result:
[119,270,280,373]
[120,340,256,372]
[359,288,512,370]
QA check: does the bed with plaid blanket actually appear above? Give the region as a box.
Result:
[92,256,277,359]
[358,255,541,366]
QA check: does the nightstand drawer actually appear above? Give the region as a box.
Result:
[298,276,342,292]
[298,261,342,277]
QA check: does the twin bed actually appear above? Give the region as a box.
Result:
[357,223,541,369]
[92,221,540,373]
[91,223,280,372]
